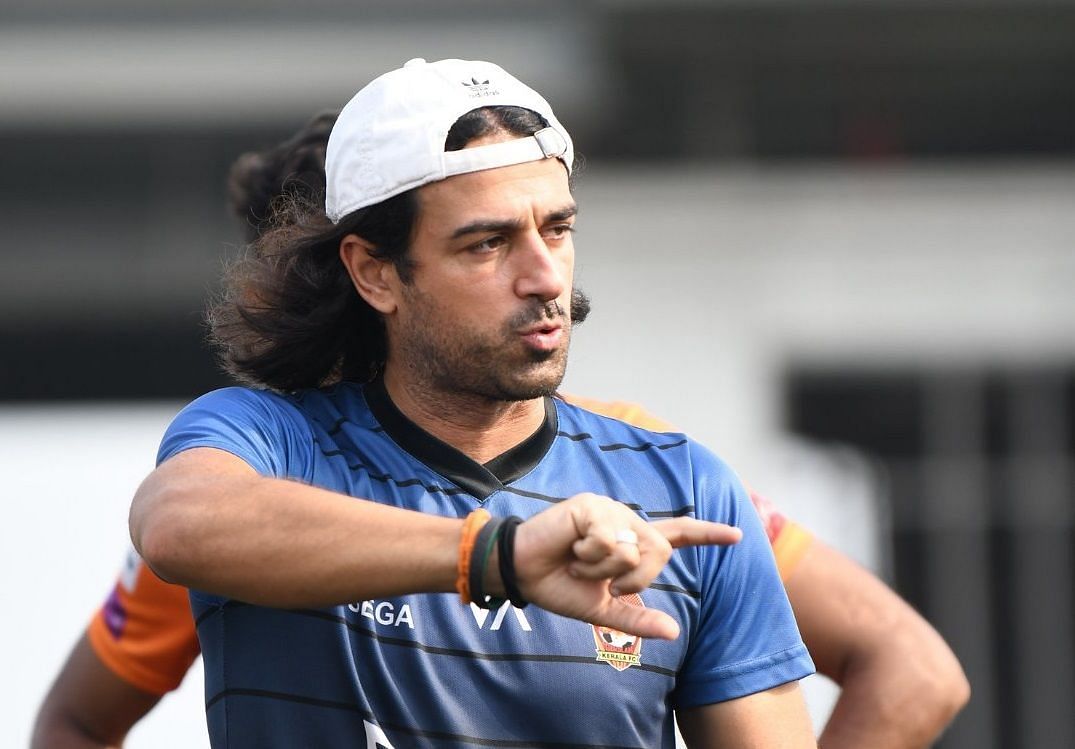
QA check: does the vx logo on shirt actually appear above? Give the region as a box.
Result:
[470,601,532,631]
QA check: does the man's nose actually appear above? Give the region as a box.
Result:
[513,231,567,303]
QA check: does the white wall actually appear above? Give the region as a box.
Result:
[566,163,1075,480]
[1,404,208,749]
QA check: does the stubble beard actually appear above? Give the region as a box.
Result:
[395,288,590,404]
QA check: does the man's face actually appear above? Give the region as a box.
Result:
[387,140,577,402]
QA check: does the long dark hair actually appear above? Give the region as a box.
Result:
[227,109,337,244]
[209,105,553,392]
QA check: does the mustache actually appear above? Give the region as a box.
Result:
[508,287,592,330]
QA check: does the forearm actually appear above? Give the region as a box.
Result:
[786,542,969,749]
[130,448,460,607]
[131,449,740,639]
[819,621,970,749]
[31,726,116,749]
[31,635,161,749]
[31,718,118,749]
[820,671,924,749]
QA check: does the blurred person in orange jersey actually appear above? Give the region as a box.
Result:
[33,108,967,749]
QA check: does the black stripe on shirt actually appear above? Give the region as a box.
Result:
[499,485,695,520]
[555,431,687,453]
[648,582,702,599]
[205,687,645,748]
[312,437,472,496]
[194,602,678,677]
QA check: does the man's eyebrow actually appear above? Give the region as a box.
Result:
[450,217,525,240]
[449,204,578,240]
[544,204,578,223]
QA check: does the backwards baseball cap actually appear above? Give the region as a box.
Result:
[325,58,574,223]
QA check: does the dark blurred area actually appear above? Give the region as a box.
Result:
[789,368,1075,748]
[3,2,1074,400]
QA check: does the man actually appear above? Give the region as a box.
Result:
[35,101,970,748]
[124,58,817,747]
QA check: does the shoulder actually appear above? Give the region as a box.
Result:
[557,395,736,484]
[558,394,676,432]
[555,398,743,515]
[159,386,328,475]
[170,384,373,430]
[164,386,309,442]
[178,385,298,418]
[554,396,687,449]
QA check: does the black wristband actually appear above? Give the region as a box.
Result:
[497,515,529,609]
[470,516,506,610]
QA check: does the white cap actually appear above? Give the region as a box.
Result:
[325,58,574,223]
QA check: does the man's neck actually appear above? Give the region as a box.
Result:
[382,369,547,465]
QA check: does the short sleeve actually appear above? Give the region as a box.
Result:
[86,547,200,695]
[748,491,815,583]
[155,388,316,612]
[157,387,308,477]
[673,447,815,708]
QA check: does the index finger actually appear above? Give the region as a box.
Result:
[650,518,742,548]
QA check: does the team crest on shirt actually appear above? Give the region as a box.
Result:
[591,593,644,671]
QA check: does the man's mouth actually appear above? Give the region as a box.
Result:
[518,321,564,351]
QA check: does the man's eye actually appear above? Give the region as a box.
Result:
[471,236,507,253]
[545,224,576,240]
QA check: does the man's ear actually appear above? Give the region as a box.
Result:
[339,234,399,314]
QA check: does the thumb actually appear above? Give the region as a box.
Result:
[594,598,681,641]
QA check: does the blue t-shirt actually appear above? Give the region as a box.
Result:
[159,380,813,748]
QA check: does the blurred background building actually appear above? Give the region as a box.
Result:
[2,1,1074,747]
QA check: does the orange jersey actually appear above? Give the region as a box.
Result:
[87,548,200,695]
[89,395,812,695]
